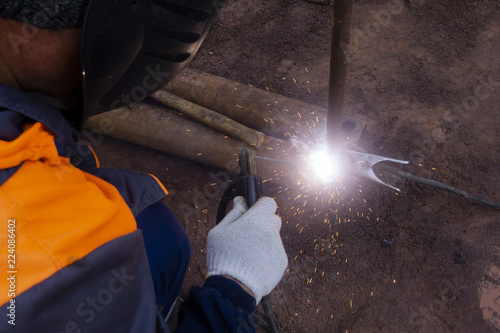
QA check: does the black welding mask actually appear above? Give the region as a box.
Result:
[81,0,221,126]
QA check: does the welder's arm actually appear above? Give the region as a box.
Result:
[174,276,256,332]
[174,197,288,332]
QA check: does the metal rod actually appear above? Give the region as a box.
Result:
[327,0,353,151]
[152,90,265,147]
[379,164,500,209]
[240,149,280,332]
[254,155,302,166]
[261,296,280,333]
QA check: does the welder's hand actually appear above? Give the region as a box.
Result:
[207,196,288,303]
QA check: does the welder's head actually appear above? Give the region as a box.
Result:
[0,1,90,29]
[0,0,221,128]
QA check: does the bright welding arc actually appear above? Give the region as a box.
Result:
[309,149,342,182]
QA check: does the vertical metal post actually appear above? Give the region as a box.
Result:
[327,0,353,151]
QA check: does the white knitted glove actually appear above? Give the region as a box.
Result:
[207,196,288,303]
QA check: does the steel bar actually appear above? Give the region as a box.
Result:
[327,0,354,150]
[85,103,311,188]
[238,148,279,333]
[255,155,302,166]
[165,69,365,145]
[261,296,279,333]
[153,90,265,148]
[380,164,500,209]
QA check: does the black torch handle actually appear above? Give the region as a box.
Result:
[216,147,279,332]
[243,174,261,207]
[216,175,262,223]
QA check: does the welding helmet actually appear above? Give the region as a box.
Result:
[80,0,221,126]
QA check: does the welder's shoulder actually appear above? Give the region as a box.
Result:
[0,163,167,332]
[0,124,168,332]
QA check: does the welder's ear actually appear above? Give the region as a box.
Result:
[218,196,248,226]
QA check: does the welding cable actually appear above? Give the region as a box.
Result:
[379,164,500,210]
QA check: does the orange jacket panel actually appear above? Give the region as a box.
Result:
[0,123,137,304]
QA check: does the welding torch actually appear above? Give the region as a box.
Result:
[217,147,280,333]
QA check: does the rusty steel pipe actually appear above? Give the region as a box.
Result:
[327,0,353,150]
[165,68,364,145]
[85,103,311,188]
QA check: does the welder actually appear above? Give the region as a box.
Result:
[0,1,288,332]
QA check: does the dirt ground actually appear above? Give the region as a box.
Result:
[93,0,500,332]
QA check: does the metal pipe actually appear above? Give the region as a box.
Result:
[327,0,353,150]
[165,69,365,145]
[255,155,302,166]
[261,296,280,333]
[85,103,311,188]
[152,90,265,148]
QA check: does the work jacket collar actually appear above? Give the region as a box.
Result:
[0,83,77,144]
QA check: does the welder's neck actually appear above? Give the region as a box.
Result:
[0,19,83,97]
[0,54,21,90]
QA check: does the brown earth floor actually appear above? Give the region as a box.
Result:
[93,0,500,332]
